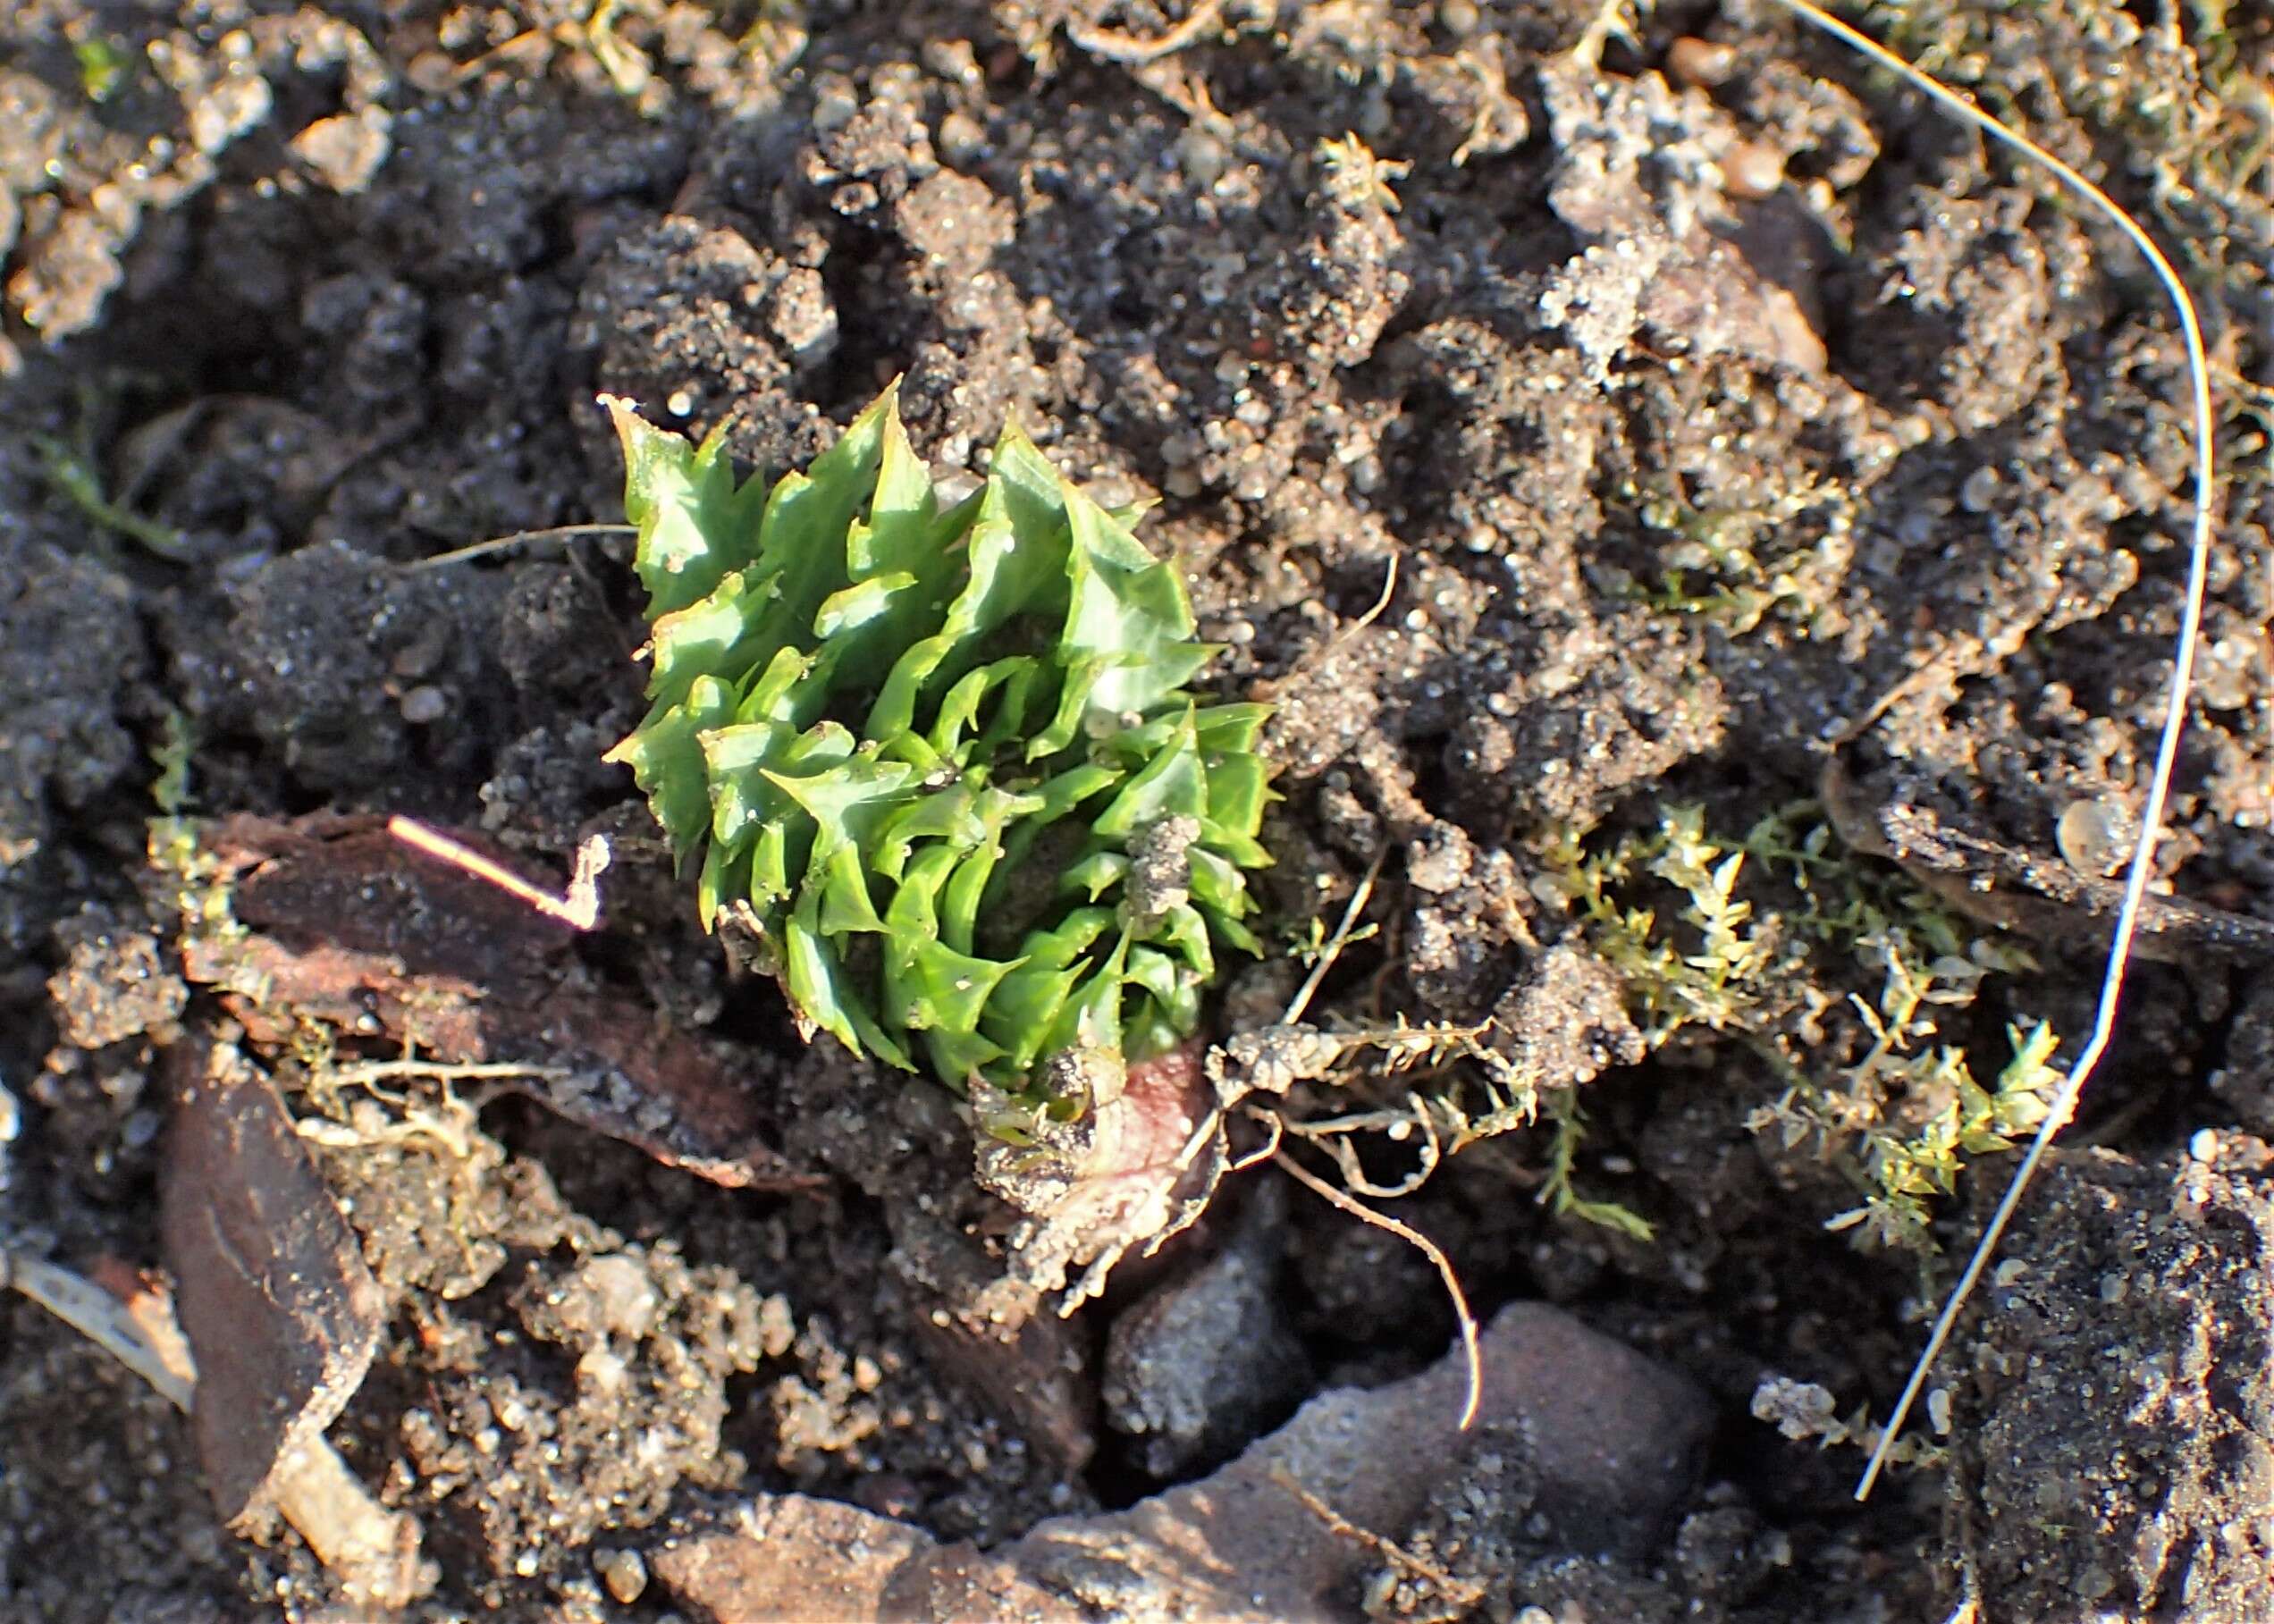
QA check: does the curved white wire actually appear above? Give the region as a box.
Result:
[1753,0,2219,1501]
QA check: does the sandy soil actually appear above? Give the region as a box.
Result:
[3,1,2270,1619]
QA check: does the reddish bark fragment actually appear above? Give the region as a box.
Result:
[182,813,816,1191]
[161,1032,385,1522]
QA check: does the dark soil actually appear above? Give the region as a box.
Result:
[4,1,2270,1620]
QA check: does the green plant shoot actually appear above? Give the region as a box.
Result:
[605,384,1276,1118]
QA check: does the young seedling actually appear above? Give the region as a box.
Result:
[604,383,1276,1135]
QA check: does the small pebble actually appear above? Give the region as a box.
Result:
[2056,798,2132,879]
[1668,37,1739,88]
[812,85,858,133]
[399,686,448,724]
[580,1254,660,1340]
[596,1547,647,1604]
[1722,142,1784,200]
[577,1346,627,1393]
[2195,634,2261,711]
[1960,464,2002,514]
[938,110,987,166]
[1177,127,1229,189]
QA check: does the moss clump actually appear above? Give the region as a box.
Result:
[1543,802,2063,1251]
[606,385,1275,1115]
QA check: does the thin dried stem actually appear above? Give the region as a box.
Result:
[1758,0,2219,1502]
[1284,1097,1443,1199]
[1332,552,1402,648]
[407,523,635,570]
[1228,1104,1285,1172]
[1286,846,1387,1027]
[387,818,610,931]
[1066,0,1223,63]
[1268,1467,1487,1611]
[1273,1147,1483,1429]
[4,1251,196,1410]
[1257,555,1401,703]
[324,1059,570,1087]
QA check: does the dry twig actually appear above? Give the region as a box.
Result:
[407,522,635,571]
[1272,1147,1484,1431]
[1066,0,1223,64]
[1269,1466,1487,1613]
[387,817,610,931]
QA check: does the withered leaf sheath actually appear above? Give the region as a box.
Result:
[606,384,1275,1114]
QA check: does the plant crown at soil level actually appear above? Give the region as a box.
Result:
[606,384,1275,1112]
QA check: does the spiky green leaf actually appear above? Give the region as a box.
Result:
[608,384,1278,1098]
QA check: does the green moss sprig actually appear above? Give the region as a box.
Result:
[604,385,1275,1116]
